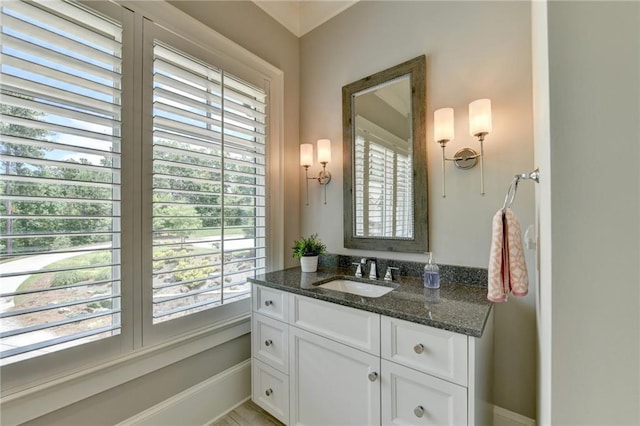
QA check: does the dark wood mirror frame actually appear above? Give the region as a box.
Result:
[342,55,428,253]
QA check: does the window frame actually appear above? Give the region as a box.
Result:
[1,0,284,405]
[0,0,135,392]
[140,17,278,345]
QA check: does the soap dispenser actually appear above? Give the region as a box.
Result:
[423,252,440,289]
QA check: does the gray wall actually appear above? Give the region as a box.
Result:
[546,1,640,424]
[300,1,536,418]
[357,90,411,141]
[25,336,250,425]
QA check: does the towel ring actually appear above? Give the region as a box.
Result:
[502,169,540,211]
[502,177,520,211]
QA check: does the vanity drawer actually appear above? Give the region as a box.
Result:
[252,359,289,425]
[252,313,288,374]
[289,293,380,355]
[381,359,467,426]
[381,316,468,386]
[253,284,288,322]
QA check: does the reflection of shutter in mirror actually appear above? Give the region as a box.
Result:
[353,115,413,239]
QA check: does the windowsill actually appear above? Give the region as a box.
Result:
[0,313,250,425]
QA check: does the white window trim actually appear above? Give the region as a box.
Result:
[1,1,284,420]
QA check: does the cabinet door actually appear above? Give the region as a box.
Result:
[290,327,380,425]
[382,360,467,426]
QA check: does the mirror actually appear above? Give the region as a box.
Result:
[342,56,427,252]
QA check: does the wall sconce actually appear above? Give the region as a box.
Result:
[434,98,492,197]
[300,139,332,205]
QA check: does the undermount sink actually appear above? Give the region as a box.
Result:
[317,279,394,298]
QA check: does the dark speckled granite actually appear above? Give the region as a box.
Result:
[318,254,488,286]
[249,266,493,338]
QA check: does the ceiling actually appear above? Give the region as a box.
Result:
[252,1,359,37]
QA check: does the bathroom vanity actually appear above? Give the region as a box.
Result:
[249,267,493,426]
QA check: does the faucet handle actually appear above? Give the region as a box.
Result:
[352,262,363,278]
[384,267,400,281]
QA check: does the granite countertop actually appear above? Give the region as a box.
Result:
[248,266,493,338]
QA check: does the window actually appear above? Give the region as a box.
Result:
[1,0,123,363]
[151,42,266,324]
[0,0,278,380]
[354,118,413,239]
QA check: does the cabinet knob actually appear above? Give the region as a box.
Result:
[264,300,273,307]
[414,343,425,354]
[264,339,273,347]
[368,372,378,382]
[414,405,425,418]
[265,388,273,397]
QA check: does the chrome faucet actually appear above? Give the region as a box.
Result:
[352,258,377,279]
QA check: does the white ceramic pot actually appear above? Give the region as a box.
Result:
[300,255,318,273]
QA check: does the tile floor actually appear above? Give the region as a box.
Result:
[210,400,283,426]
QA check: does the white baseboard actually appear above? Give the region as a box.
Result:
[494,405,536,426]
[118,360,251,426]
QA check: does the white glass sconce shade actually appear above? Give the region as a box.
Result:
[300,143,313,167]
[469,98,492,137]
[317,139,331,163]
[434,108,454,143]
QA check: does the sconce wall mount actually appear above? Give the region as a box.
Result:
[304,164,331,185]
[300,139,332,205]
[434,99,492,197]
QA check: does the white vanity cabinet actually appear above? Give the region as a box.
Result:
[251,284,494,426]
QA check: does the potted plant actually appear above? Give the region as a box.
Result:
[292,233,327,273]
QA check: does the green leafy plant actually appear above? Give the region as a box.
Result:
[292,234,327,260]
[172,258,216,290]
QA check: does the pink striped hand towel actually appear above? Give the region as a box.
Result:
[487,208,529,302]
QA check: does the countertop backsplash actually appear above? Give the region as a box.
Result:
[318,253,488,287]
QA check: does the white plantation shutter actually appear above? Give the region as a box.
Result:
[395,152,413,236]
[151,42,266,323]
[0,0,122,362]
[354,129,413,239]
[354,134,365,236]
